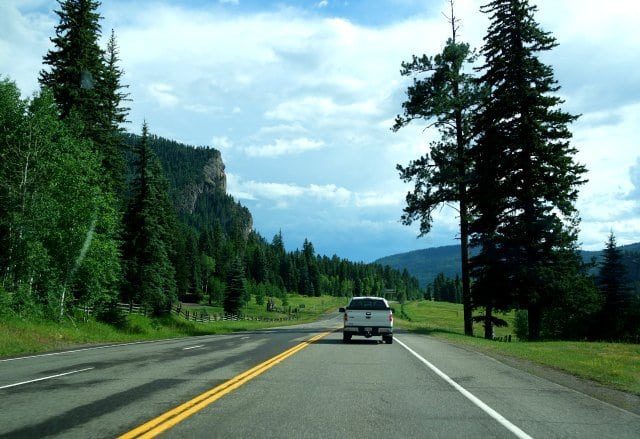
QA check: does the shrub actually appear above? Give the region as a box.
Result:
[514,309,528,341]
[0,286,13,317]
[95,302,127,329]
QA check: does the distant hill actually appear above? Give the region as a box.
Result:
[375,245,467,288]
[376,242,640,288]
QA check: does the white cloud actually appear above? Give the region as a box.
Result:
[244,137,325,157]
[212,136,233,150]
[184,103,222,113]
[355,192,403,208]
[316,1,329,8]
[228,174,402,209]
[265,95,382,123]
[147,82,178,107]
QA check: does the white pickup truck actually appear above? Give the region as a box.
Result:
[339,296,393,344]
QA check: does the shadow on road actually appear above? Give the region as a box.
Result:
[312,338,382,345]
[236,327,340,335]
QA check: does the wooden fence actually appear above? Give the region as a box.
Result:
[75,302,298,324]
[171,304,297,323]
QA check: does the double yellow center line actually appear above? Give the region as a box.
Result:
[119,330,334,439]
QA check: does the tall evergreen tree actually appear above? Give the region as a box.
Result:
[40,1,128,193]
[40,0,105,122]
[101,29,130,195]
[597,233,630,338]
[394,0,480,336]
[224,258,246,315]
[471,0,587,339]
[122,122,177,313]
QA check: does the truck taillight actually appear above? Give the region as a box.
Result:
[344,313,348,322]
[389,313,393,323]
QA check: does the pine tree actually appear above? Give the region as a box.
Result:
[122,122,177,313]
[40,1,128,194]
[597,233,630,338]
[101,30,130,196]
[40,0,105,122]
[224,258,245,315]
[394,0,480,336]
[471,0,587,339]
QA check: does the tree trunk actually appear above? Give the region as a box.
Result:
[59,286,67,320]
[484,304,493,339]
[459,162,472,337]
[455,106,473,337]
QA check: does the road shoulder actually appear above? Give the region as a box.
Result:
[422,331,640,416]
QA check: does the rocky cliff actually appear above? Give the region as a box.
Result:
[123,133,252,236]
[176,150,227,215]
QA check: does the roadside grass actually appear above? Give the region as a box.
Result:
[396,299,640,395]
[0,294,346,358]
[397,299,515,338]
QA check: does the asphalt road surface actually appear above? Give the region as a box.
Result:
[1,315,639,438]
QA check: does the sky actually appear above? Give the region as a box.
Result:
[1,0,639,262]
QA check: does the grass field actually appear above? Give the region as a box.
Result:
[395,299,640,395]
[398,299,516,338]
[0,294,347,358]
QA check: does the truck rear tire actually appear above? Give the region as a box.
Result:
[343,333,352,343]
[383,335,393,344]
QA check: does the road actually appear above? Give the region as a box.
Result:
[1,315,639,438]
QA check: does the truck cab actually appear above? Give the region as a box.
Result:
[339,296,393,344]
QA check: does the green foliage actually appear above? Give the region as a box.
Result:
[430,272,462,304]
[514,310,528,341]
[209,278,226,306]
[0,80,120,316]
[0,286,11,317]
[255,284,266,306]
[395,38,479,235]
[94,302,127,329]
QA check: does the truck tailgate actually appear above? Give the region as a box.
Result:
[346,310,390,327]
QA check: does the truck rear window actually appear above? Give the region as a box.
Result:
[347,299,388,310]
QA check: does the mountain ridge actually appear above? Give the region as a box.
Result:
[376,242,640,288]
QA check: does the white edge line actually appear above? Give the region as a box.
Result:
[395,337,533,439]
[182,345,204,350]
[0,367,94,390]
